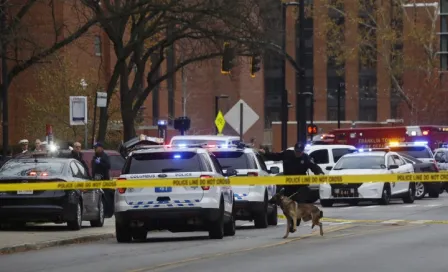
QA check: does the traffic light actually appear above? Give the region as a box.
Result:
[250,55,261,77]
[307,124,318,135]
[221,42,235,74]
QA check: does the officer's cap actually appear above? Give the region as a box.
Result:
[19,139,29,145]
[294,142,305,152]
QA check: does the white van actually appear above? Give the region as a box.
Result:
[170,135,241,147]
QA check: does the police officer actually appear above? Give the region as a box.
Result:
[91,142,113,215]
[259,142,324,202]
[70,142,89,173]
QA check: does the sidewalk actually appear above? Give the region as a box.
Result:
[0,218,115,254]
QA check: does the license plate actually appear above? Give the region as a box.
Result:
[17,190,33,195]
[155,187,172,193]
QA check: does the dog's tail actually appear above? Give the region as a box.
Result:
[319,210,323,219]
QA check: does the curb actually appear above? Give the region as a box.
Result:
[0,233,115,255]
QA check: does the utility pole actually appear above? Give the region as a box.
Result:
[280,3,287,150]
[337,82,342,129]
[1,0,8,158]
[181,53,187,117]
[296,0,306,145]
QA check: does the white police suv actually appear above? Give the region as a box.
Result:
[319,148,415,207]
[114,145,236,242]
[208,144,277,228]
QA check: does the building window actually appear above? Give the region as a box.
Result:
[440,0,448,71]
[327,77,345,121]
[358,77,377,121]
[94,35,102,56]
[298,16,314,123]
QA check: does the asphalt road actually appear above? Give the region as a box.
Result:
[1,194,448,272]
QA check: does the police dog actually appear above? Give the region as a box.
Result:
[268,188,324,239]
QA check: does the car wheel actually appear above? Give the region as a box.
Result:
[90,197,105,227]
[209,198,225,239]
[268,204,278,226]
[414,182,426,200]
[379,186,391,205]
[402,185,415,204]
[254,194,269,229]
[320,199,333,207]
[132,228,148,241]
[224,214,236,236]
[67,201,82,230]
[116,220,132,243]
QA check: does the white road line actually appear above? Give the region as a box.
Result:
[425,204,441,208]
[338,206,355,209]
[381,220,405,224]
[362,206,379,209]
[403,205,417,208]
[408,220,432,224]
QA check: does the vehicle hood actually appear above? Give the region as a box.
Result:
[329,169,389,175]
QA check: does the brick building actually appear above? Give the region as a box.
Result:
[5,0,448,151]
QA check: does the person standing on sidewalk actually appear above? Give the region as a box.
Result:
[70,142,89,174]
[91,142,113,215]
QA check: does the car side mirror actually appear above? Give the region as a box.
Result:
[225,168,238,177]
[388,164,399,170]
[269,166,280,174]
[325,166,333,171]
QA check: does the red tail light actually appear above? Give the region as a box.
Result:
[247,172,258,177]
[117,178,127,194]
[200,175,212,190]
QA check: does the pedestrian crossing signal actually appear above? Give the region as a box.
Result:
[307,124,318,135]
[221,42,235,74]
[250,55,261,77]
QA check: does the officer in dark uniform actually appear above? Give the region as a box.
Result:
[260,142,324,202]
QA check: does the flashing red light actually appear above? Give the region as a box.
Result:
[423,130,429,136]
[29,171,37,176]
[200,175,213,190]
[117,178,127,194]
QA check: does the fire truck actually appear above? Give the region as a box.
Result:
[326,126,448,151]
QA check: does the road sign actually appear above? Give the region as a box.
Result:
[215,110,226,134]
[96,92,107,107]
[69,96,88,126]
[224,99,259,135]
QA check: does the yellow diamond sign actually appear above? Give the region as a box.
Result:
[215,110,226,134]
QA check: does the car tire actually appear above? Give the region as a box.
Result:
[414,182,426,200]
[379,186,391,205]
[320,199,334,207]
[268,205,278,226]
[67,201,82,230]
[254,194,269,229]
[90,197,105,227]
[224,214,236,236]
[116,220,132,243]
[402,185,415,204]
[209,198,225,239]
[132,228,148,241]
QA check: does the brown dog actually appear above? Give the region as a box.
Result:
[269,188,324,239]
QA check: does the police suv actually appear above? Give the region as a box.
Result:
[320,148,415,207]
[114,144,236,242]
[208,144,277,228]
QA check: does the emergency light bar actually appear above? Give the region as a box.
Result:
[357,148,390,153]
[388,141,428,147]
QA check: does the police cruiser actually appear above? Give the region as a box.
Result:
[319,148,415,207]
[114,144,236,242]
[208,143,277,228]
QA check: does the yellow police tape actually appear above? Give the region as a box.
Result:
[0,172,447,191]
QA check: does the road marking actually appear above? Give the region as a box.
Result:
[381,220,406,224]
[241,222,285,227]
[403,205,417,208]
[362,206,379,209]
[408,220,431,224]
[127,224,354,272]
[426,204,441,207]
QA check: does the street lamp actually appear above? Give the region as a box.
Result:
[80,79,88,148]
[214,94,229,134]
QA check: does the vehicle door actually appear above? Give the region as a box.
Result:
[385,155,400,195]
[208,154,233,210]
[74,160,99,214]
[391,154,410,194]
[307,149,330,175]
[255,152,275,198]
[434,150,448,171]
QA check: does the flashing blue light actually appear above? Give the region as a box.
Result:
[358,148,364,152]
[178,144,187,147]
[305,144,311,148]
[173,154,181,159]
[414,141,428,146]
[158,120,167,125]
[220,144,229,148]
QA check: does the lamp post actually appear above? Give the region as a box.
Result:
[214,94,229,134]
[80,79,88,148]
[1,0,8,158]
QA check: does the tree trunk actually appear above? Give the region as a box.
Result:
[121,107,136,142]
[97,108,109,143]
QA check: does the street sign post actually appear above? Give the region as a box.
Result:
[215,110,226,135]
[91,92,107,147]
[224,99,259,138]
[69,96,88,147]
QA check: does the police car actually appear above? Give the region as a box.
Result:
[319,148,415,207]
[114,144,236,242]
[208,144,277,228]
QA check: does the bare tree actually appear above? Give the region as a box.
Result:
[320,0,441,122]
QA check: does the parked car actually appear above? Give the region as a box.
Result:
[0,154,108,230]
[397,152,442,199]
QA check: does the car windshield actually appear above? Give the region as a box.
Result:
[110,155,125,171]
[127,152,202,174]
[390,146,432,158]
[212,151,256,169]
[171,139,227,146]
[396,152,423,164]
[333,156,386,170]
[0,160,64,177]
